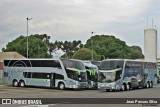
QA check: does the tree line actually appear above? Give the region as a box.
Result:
[2,34,144,60]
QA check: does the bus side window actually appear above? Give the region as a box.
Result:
[115,70,122,81]
[23,72,32,78]
[55,74,64,79]
[4,72,8,77]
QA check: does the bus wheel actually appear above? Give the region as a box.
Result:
[106,89,110,92]
[121,84,125,91]
[150,81,153,88]
[19,80,25,87]
[13,80,18,87]
[146,82,150,88]
[126,84,130,91]
[58,82,65,90]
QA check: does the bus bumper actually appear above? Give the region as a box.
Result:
[78,82,88,88]
[98,83,121,90]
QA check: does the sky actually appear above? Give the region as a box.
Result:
[0,0,160,56]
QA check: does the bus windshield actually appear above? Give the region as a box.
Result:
[61,59,86,81]
[80,72,87,82]
[99,72,115,83]
[99,60,124,70]
[61,59,85,70]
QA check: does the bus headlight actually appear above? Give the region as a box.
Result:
[112,86,115,89]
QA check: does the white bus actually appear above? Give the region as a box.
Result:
[3,59,88,89]
[98,59,158,91]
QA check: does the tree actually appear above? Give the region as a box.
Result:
[129,46,144,59]
[3,34,54,58]
[72,48,101,61]
[56,40,83,59]
[84,35,144,59]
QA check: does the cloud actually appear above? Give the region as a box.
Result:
[0,0,150,52]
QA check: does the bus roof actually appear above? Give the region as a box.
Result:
[101,59,157,63]
[83,62,98,68]
[3,58,83,62]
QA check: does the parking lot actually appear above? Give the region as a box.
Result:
[0,84,160,107]
[1,84,160,98]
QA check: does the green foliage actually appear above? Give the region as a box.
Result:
[128,46,144,59]
[3,34,54,58]
[72,48,101,61]
[3,34,144,60]
[56,40,83,59]
[85,35,144,59]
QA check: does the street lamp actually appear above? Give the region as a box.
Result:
[91,31,95,61]
[27,17,32,58]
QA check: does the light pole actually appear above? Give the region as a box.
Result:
[91,31,95,61]
[27,17,32,58]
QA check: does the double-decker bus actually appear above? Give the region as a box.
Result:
[98,59,157,91]
[83,62,98,89]
[3,59,88,89]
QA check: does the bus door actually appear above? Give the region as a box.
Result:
[50,73,55,87]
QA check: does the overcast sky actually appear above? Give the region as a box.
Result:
[0,0,160,56]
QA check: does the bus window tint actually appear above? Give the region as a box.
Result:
[23,72,32,78]
[100,60,124,70]
[61,59,85,70]
[73,61,85,70]
[124,61,143,79]
[4,60,62,68]
[4,72,8,77]
[66,69,78,80]
[115,70,122,81]
[80,72,87,82]
[55,74,64,79]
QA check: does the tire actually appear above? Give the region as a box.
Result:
[126,84,130,91]
[19,81,25,87]
[150,82,153,88]
[146,82,150,88]
[13,80,18,87]
[121,84,125,91]
[58,82,65,90]
[106,89,110,92]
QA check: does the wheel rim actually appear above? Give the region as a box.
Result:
[147,82,149,88]
[127,84,130,90]
[122,85,125,91]
[150,82,152,88]
[20,82,25,87]
[60,84,64,89]
[14,81,18,86]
